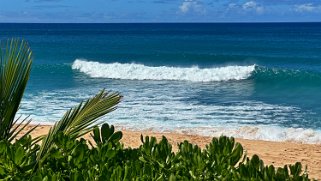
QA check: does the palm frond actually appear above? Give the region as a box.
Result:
[37,89,122,161]
[0,39,34,141]
[9,116,39,142]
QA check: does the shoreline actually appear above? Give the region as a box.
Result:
[20,124,321,179]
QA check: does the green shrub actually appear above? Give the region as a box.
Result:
[0,123,311,180]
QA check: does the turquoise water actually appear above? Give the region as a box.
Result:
[1,23,321,142]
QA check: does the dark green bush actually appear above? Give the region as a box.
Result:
[0,123,311,180]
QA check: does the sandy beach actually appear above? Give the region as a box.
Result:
[18,124,321,179]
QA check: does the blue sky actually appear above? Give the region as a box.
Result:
[1,0,321,23]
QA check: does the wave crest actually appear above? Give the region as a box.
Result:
[72,59,255,82]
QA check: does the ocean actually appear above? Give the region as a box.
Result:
[1,23,321,143]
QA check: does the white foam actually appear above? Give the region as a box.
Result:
[18,68,321,144]
[72,59,255,82]
[173,126,321,144]
[18,89,321,143]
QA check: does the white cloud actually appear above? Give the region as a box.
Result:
[179,0,205,14]
[227,1,264,14]
[294,3,321,13]
[179,1,191,13]
[228,3,238,9]
[242,1,264,14]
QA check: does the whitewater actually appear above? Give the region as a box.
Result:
[17,58,321,144]
[72,59,256,82]
[17,60,321,143]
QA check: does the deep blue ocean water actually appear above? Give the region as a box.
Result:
[1,23,321,142]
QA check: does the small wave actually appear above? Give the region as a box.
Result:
[72,59,255,82]
[174,126,321,144]
[20,88,321,143]
[252,66,321,84]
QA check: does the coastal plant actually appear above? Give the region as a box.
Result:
[0,39,122,154]
[37,90,121,162]
[0,39,36,142]
[0,125,311,180]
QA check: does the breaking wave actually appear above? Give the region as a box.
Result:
[72,59,255,82]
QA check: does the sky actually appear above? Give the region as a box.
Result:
[0,0,321,23]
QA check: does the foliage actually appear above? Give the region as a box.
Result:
[0,123,312,180]
[37,89,121,162]
[0,39,36,142]
[0,39,122,160]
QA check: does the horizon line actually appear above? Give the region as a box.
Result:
[0,21,321,24]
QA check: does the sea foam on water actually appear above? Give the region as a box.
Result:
[72,59,255,82]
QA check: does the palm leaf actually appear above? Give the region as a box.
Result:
[0,39,35,141]
[37,89,122,161]
[9,116,39,142]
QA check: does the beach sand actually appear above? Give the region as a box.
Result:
[20,124,321,179]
